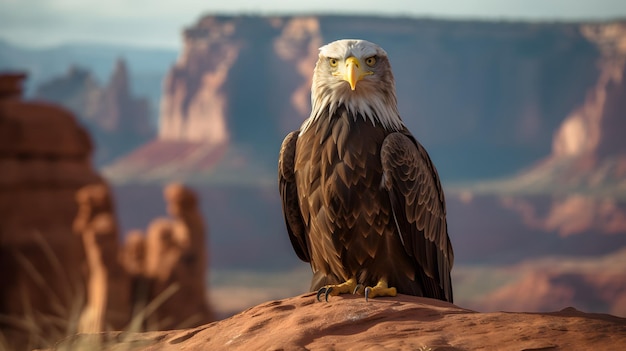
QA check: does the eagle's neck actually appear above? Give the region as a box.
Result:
[300,89,404,135]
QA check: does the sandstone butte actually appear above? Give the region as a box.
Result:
[48,293,626,351]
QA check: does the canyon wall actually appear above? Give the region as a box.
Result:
[118,15,606,183]
[158,16,322,147]
[107,16,613,183]
[461,23,626,237]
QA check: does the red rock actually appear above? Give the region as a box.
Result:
[50,293,626,351]
[0,99,93,157]
[0,73,104,350]
[142,183,214,330]
[74,184,133,333]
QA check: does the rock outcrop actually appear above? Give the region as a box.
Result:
[119,229,149,331]
[0,74,214,350]
[0,73,103,350]
[50,293,626,351]
[73,184,132,333]
[35,59,155,167]
[70,182,214,334]
[141,183,214,330]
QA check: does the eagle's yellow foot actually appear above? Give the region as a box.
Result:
[362,279,397,302]
[316,277,358,302]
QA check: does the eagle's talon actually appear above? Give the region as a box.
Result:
[315,278,357,302]
[324,287,333,302]
[363,280,397,301]
[316,287,327,302]
[316,286,335,302]
[353,284,363,295]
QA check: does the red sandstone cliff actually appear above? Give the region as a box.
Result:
[159,17,234,144]
[105,16,614,184]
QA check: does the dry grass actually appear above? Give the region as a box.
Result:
[0,231,188,351]
[0,231,85,350]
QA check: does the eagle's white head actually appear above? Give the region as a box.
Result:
[302,39,404,133]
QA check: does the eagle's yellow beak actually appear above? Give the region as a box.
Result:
[343,56,372,91]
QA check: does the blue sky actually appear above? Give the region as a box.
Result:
[1,0,625,49]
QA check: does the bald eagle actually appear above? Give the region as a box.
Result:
[278,39,453,302]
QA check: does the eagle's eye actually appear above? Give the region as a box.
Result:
[365,56,377,67]
[329,58,339,67]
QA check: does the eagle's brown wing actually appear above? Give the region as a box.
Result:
[278,131,310,262]
[381,132,454,302]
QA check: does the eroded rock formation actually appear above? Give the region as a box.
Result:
[73,184,132,333]
[35,59,155,166]
[0,73,103,350]
[159,17,235,144]
[0,76,213,349]
[142,183,213,330]
[71,182,214,333]
[119,229,149,331]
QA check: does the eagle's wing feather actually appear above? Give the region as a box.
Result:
[381,132,454,302]
[279,131,310,262]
